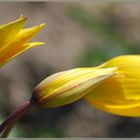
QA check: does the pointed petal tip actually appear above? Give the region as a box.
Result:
[40,23,46,27]
[36,42,46,45]
[28,22,46,31]
[23,17,28,20]
[38,23,46,29]
[32,23,46,29]
[25,42,46,48]
[18,14,27,19]
[19,17,28,22]
[18,15,45,28]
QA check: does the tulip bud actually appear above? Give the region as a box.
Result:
[31,67,116,108]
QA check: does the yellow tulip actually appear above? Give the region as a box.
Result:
[85,55,140,117]
[32,67,116,107]
[0,16,45,66]
[32,55,140,117]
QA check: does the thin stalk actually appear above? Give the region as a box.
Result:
[0,100,34,137]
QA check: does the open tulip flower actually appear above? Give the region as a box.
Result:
[33,55,140,117]
[84,55,140,117]
[0,16,45,66]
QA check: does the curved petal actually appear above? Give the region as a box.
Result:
[0,23,45,66]
[100,55,140,68]
[0,17,26,51]
[85,97,140,117]
[84,55,140,116]
[16,23,45,45]
[88,55,140,101]
[0,42,44,66]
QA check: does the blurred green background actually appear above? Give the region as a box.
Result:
[0,2,140,137]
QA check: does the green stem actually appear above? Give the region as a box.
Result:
[0,100,34,137]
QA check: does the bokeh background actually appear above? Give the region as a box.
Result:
[0,2,140,137]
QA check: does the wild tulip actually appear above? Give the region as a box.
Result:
[0,16,45,66]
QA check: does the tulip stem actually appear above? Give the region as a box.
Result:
[0,100,34,138]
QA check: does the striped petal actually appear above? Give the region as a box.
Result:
[32,67,116,108]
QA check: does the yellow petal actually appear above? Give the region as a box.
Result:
[0,23,45,66]
[100,55,140,100]
[85,98,140,117]
[32,67,116,108]
[0,42,44,66]
[100,55,140,68]
[85,55,140,100]
[15,23,45,45]
[84,55,140,116]
[0,17,27,51]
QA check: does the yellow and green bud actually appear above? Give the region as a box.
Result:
[32,67,116,108]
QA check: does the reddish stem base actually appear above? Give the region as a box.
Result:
[0,100,34,137]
